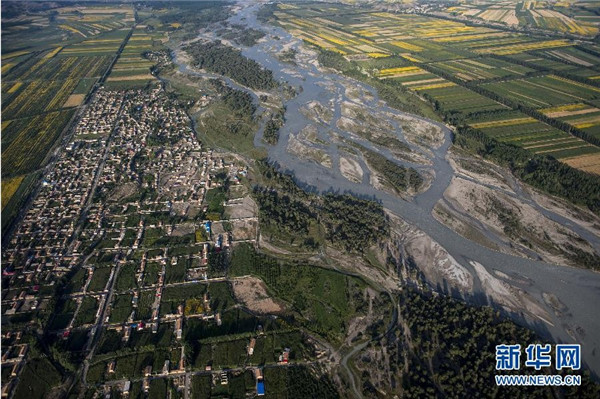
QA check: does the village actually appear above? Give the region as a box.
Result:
[0,86,306,398]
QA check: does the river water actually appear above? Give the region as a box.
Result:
[176,1,600,377]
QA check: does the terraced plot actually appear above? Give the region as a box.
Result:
[443,2,598,36]
[105,28,166,88]
[483,75,600,108]
[61,29,129,56]
[56,5,134,39]
[505,52,580,72]
[1,110,75,176]
[466,110,600,160]
[541,103,600,139]
[419,85,507,115]
[540,46,600,68]
[432,57,534,82]
[1,176,24,210]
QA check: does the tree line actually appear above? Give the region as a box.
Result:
[389,287,600,398]
[263,107,285,145]
[253,160,390,251]
[455,125,600,216]
[184,41,278,91]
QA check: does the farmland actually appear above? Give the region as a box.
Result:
[465,110,598,160]
[1,176,24,210]
[105,27,167,88]
[440,0,599,37]
[541,103,600,138]
[229,243,369,344]
[431,57,534,82]
[2,1,600,398]
[271,2,600,173]
[1,4,135,233]
[482,75,600,108]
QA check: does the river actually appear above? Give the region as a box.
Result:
[175,1,600,378]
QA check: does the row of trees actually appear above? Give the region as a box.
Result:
[262,107,285,145]
[362,148,424,194]
[455,126,600,216]
[220,25,266,47]
[185,41,278,90]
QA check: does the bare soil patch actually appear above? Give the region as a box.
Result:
[63,94,85,107]
[232,276,284,314]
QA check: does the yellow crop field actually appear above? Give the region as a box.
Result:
[1,50,29,60]
[330,48,347,55]
[432,32,508,43]
[2,63,14,74]
[46,79,79,111]
[399,54,422,62]
[129,36,153,41]
[574,122,596,129]
[412,82,456,91]
[469,117,537,129]
[475,39,571,55]
[367,52,390,58]
[1,176,24,210]
[8,82,23,93]
[278,3,298,10]
[317,33,349,46]
[390,41,423,52]
[44,46,63,59]
[378,66,422,77]
[540,103,589,117]
[59,24,86,37]
[354,30,377,37]
[541,104,587,113]
[107,74,155,82]
[83,39,122,44]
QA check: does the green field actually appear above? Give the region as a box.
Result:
[229,243,369,344]
[431,57,534,82]
[272,2,600,170]
[104,27,167,89]
[88,266,112,292]
[483,75,600,108]
[73,296,99,327]
[109,294,134,323]
[420,84,508,115]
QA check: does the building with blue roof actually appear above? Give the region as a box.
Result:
[257,380,265,396]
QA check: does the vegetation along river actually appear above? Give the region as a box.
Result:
[173,1,600,378]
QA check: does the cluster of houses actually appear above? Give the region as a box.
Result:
[0,336,27,398]
[1,91,126,396]
[1,84,258,398]
[2,91,124,284]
